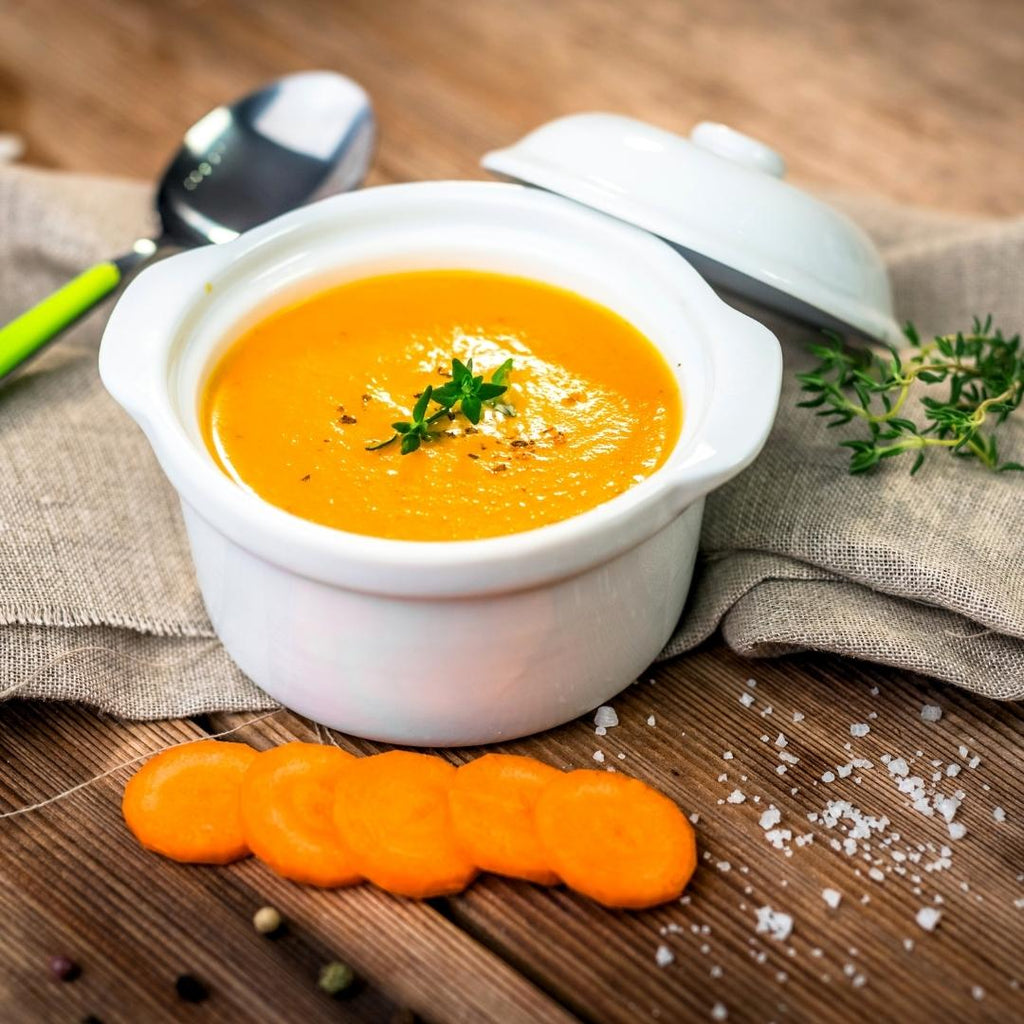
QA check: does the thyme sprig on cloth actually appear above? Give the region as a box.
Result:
[797,317,1022,475]
[366,357,513,454]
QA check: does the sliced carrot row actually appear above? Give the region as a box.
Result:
[121,743,697,909]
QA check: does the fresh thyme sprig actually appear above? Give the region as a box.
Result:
[797,316,1023,475]
[365,357,513,454]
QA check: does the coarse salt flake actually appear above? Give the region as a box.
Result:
[739,692,755,708]
[655,944,674,967]
[775,733,788,748]
[711,1003,728,1021]
[792,711,805,723]
[920,704,942,722]
[822,888,842,909]
[594,726,607,736]
[647,714,656,727]
[759,806,782,830]
[948,822,967,840]
[822,771,836,783]
[594,706,618,729]
[971,986,985,1000]
[993,806,1006,823]
[727,789,746,804]
[850,723,870,737]
[755,906,793,941]
[723,751,734,760]
[915,907,942,931]
[592,750,605,763]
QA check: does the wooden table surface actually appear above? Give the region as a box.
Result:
[1,1,1022,1022]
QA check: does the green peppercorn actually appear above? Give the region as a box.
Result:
[318,961,355,996]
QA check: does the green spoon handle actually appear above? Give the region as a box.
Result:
[0,261,123,381]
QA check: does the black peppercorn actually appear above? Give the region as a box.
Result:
[175,973,209,1003]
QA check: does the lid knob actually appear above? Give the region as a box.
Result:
[690,122,786,178]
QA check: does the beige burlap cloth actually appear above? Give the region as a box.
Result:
[1,165,1021,715]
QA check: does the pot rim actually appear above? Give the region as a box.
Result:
[99,181,781,598]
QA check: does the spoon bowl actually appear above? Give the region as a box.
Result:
[156,71,374,249]
[0,71,375,382]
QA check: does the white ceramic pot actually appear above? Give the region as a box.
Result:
[100,182,781,746]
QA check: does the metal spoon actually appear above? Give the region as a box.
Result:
[0,70,374,383]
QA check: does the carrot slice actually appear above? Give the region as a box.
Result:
[449,754,561,885]
[122,740,258,864]
[241,742,361,888]
[534,769,697,908]
[332,751,477,898]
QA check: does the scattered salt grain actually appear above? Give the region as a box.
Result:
[739,692,756,708]
[821,771,836,783]
[711,1003,728,1021]
[718,773,728,782]
[655,944,674,967]
[727,790,746,804]
[792,711,805,723]
[958,744,969,758]
[969,755,981,769]
[837,764,853,779]
[755,906,793,942]
[868,868,886,882]
[618,752,626,760]
[595,726,607,737]
[760,806,782,830]
[920,704,942,722]
[775,733,788,748]
[709,965,723,979]
[915,907,942,932]
[592,750,605,763]
[903,938,915,952]
[850,723,870,738]
[993,806,1006,823]
[647,714,657,727]
[948,822,967,840]
[746,678,757,688]
[723,751,734,760]
[971,986,985,1001]
[779,751,799,765]
[822,888,842,909]
[775,765,788,775]
[594,706,618,729]
[689,813,700,824]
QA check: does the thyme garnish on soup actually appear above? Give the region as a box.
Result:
[366,357,514,454]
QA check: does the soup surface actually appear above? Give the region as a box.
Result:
[201,270,682,541]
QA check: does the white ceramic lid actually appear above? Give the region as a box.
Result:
[482,114,901,343]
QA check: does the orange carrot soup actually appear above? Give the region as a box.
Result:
[201,270,682,541]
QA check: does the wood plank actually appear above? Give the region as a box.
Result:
[1,0,1022,215]
[207,642,1024,1024]
[0,703,578,1024]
